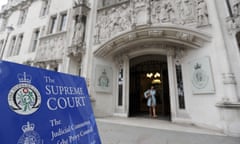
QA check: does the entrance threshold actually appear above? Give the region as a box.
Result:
[132,113,171,121]
[96,116,224,136]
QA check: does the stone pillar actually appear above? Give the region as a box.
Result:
[167,48,177,121]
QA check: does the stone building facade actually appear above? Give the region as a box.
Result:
[0,0,240,137]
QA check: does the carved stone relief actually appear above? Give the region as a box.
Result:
[196,0,209,26]
[176,32,194,42]
[232,0,240,16]
[94,0,210,45]
[36,32,66,62]
[227,0,240,30]
[151,1,175,24]
[95,3,132,44]
[72,15,85,46]
[132,0,150,26]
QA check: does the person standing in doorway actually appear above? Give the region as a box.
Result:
[144,85,158,118]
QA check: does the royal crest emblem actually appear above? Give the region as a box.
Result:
[8,72,41,115]
[17,121,43,144]
[192,63,209,89]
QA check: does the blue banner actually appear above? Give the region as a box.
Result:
[0,60,101,144]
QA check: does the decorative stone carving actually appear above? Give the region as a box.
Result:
[227,0,240,30]
[68,0,89,57]
[95,0,210,45]
[72,15,85,46]
[176,32,194,42]
[67,43,86,57]
[177,0,195,24]
[94,26,211,57]
[35,32,66,62]
[94,3,132,44]
[132,0,150,26]
[0,0,32,17]
[151,1,175,24]
[196,0,209,26]
[73,0,84,6]
[128,33,137,41]
[114,55,124,69]
[148,30,164,37]
[232,0,240,16]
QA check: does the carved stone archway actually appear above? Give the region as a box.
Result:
[94,26,211,57]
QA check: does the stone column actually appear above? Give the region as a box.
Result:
[166,48,177,121]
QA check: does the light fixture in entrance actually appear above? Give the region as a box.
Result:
[146,72,161,84]
[146,73,153,78]
[152,79,161,84]
[154,72,160,78]
[146,72,161,78]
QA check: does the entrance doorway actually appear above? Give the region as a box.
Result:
[129,55,170,120]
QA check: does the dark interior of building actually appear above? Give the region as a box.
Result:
[129,55,170,120]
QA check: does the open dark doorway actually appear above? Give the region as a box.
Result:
[129,55,170,120]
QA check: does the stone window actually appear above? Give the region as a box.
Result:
[175,64,185,109]
[58,12,67,32]
[30,28,40,52]
[40,0,51,17]
[13,34,24,56]
[18,8,28,25]
[0,40,4,55]
[49,15,57,34]
[118,67,123,106]
[8,36,16,56]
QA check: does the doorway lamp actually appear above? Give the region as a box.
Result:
[146,72,161,78]
[0,26,14,59]
[146,72,161,84]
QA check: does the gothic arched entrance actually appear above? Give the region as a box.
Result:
[129,55,170,120]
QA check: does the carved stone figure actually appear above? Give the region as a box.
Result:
[233,0,240,16]
[132,0,149,25]
[72,16,85,46]
[181,0,193,18]
[196,0,209,26]
[176,0,194,23]
[73,0,83,7]
[159,2,174,23]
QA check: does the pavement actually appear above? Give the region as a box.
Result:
[96,116,240,144]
